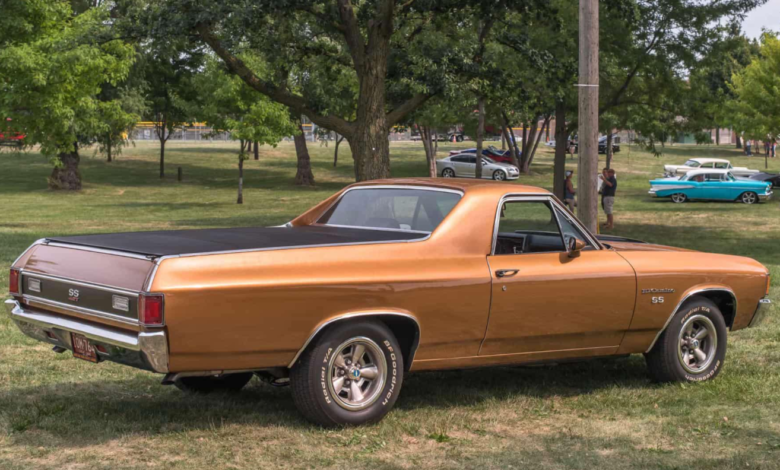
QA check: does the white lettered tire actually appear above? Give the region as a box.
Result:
[290,320,404,427]
[645,296,728,383]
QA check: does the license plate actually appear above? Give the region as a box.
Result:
[71,333,98,363]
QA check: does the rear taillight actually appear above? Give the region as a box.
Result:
[9,268,20,295]
[139,293,165,326]
[767,275,771,296]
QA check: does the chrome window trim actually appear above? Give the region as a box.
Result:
[310,223,431,235]
[315,184,464,231]
[644,287,738,353]
[490,194,603,256]
[288,311,421,369]
[22,294,140,326]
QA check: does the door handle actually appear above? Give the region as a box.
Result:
[496,269,519,278]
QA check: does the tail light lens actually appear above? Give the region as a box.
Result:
[9,268,20,295]
[767,275,771,296]
[139,293,165,326]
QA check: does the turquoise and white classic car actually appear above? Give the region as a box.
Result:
[649,169,772,204]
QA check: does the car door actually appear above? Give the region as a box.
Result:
[460,155,477,177]
[700,173,725,199]
[481,196,636,356]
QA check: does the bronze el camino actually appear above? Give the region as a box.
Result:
[6,179,772,426]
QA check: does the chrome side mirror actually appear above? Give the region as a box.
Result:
[567,238,586,258]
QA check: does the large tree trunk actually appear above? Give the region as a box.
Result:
[159,135,166,179]
[522,116,549,174]
[736,135,742,149]
[715,126,720,146]
[106,133,112,162]
[433,128,438,156]
[419,126,437,177]
[49,150,82,190]
[605,132,614,169]
[333,135,344,167]
[254,141,259,160]
[520,115,543,173]
[474,96,485,178]
[294,120,315,186]
[237,140,245,204]
[553,102,567,200]
[577,0,600,232]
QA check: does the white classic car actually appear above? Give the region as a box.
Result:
[664,158,760,177]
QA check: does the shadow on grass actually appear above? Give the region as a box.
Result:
[1,355,654,448]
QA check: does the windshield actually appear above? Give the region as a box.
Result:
[318,188,462,233]
[684,160,700,167]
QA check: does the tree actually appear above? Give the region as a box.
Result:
[727,33,780,169]
[96,84,147,162]
[140,38,203,178]
[0,1,135,189]
[194,57,299,200]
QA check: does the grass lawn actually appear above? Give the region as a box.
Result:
[1,139,780,469]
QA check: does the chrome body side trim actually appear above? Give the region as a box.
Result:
[43,241,155,260]
[287,311,422,369]
[749,297,772,328]
[644,287,738,353]
[312,223,432,235]
[5,299,169,373]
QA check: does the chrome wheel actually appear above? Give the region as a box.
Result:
[741,192,757,204]
[442,168,455,178]
[677,315,718,374]
[327,337,387,411]
[671,193,687,203]
[493,170,506,181]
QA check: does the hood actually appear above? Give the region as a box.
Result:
[492,161,519,170]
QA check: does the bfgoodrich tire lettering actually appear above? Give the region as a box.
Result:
[645,296,728,383]
[290,320,404,427]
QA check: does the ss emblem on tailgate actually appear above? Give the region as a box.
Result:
[68,288,80,302]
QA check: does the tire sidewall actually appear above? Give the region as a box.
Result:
[665,300,727,382]
[493,170,505,181]
[306,322,404,425]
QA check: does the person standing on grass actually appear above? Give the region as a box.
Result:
[563,170,577,212]
[600,168,617,230]
[746,139,752,156]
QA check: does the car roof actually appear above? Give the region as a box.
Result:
[688,158,729,164]
[350,178,549,195]
[685,169,732,176]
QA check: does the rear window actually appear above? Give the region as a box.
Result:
[318,188,462,233]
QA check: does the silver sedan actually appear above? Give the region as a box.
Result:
[436,153,520,181]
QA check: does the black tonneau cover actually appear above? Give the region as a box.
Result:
[46,225,426,258]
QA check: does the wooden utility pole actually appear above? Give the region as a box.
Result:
[577,0,599,232]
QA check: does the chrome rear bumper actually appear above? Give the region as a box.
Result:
[749,297,772,327]
[4,299,168,373]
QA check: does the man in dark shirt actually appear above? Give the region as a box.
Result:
[600,168,617,230]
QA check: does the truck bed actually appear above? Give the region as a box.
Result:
[46,225,427,258]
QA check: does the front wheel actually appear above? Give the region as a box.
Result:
[492,170,507,181]
[670,193,687,203]
[174,372,253,394]
[740,191,758,204]
[290,320,404,427]
[645,296,727,383]
[456,136,464,142]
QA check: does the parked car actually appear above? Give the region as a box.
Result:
[6,179,772,426]
[747,172,780,188]
[663,158,760,177]
[437,153,519,180]
[447,131,467,142]
[569,135,620,154]
[649,169,772,204]
[448,146,516,164]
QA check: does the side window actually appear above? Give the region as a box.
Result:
[466,156,477,164]
[555,209,593,251]
[451,156,465,163]
[714,162,729,169]
[494,200,565,255]
[704,173,721,182]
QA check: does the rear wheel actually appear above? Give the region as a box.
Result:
[670,193,687,203]
[174,372,253,394]
[493,170,507,181]
[740,191,758,204]
[442,168,455,178]
[290,320,404,427]
[645,296,727,383]
[456,136,464,142]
